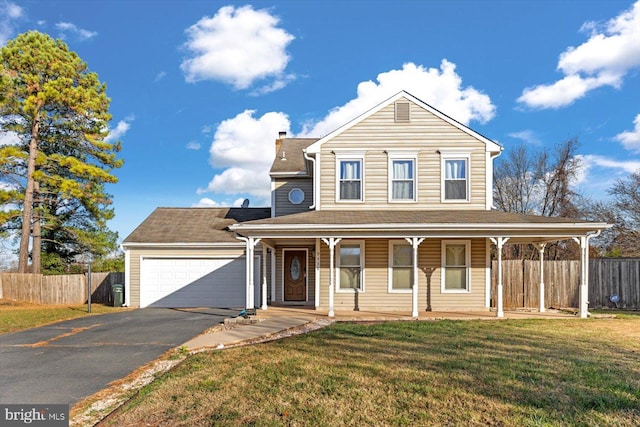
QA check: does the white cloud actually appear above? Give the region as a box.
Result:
[198,109,289,199]
[614,114,640,153]
[192,198,219,207]
[186,141,201,150]
[575,154,640,196]
[105,116,134,143]
[518,1,640,109]
[154,71,167,82]
[580,155,640,174]
[55,21,98,41]
[300,60,495,137]
[0,1,23,45]
[508,130,543,146]
[181,5,295,92]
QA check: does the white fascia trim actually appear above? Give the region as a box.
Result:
[269,172,309,177]
[121,242,245,248]
[231,222,609,232]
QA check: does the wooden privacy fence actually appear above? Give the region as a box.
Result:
[0,272,125,305]
[491,259,640,310]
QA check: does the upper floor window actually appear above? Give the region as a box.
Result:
[338,159,363,201]
[442,240,470,293]
[440,153,470,202]
[337,241,364,291]
[390,159,416,201]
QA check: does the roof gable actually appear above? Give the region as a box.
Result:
[305,90,502,154]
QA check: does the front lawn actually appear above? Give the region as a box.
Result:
[0,299,127,333]
[108,316,640,426]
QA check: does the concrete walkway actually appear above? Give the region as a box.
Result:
[183,309,322,350]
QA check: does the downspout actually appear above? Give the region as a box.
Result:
[303,149,316,210]
[487,149,503,210]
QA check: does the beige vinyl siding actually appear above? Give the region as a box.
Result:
[273,241,316,305]
[126,246,246,307]
[319,98,488,210]
[318,238,488,312]
[273,178,314,216]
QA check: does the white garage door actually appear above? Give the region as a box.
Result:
[140,257,260,308]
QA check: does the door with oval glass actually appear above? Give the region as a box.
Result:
[284,250,307,301]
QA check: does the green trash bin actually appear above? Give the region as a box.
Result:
[112,283,124,307]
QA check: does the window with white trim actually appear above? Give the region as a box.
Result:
[442,240,470,292]
[337,241,364,291]
[443,158,468,201]
[338,159,363,201]
[389,242,413,292]
[390,159,416,201]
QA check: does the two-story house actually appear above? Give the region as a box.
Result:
[122,91,608,318]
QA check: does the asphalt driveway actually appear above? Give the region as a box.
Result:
[0,308,237,405]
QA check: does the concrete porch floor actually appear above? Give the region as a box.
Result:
[259,305,580,321]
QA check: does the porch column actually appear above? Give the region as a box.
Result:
[271,248,276,305]
[572,232,600,319]
[321,237,341,318]
[533,243,547,313]
[490,237,509,318]
[241,237,261,310]
[261,246,268,310]
[405,237,425,318]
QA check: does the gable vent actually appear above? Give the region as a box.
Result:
[395,101,410,122]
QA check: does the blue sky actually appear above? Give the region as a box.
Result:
[1,0,640,249]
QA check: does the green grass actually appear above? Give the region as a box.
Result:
[0,299,128,333]
[108,316,640,426]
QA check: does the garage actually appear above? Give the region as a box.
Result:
[122,207,272,308]
[140,257,260,308]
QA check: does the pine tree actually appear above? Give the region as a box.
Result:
[0,31,123,273]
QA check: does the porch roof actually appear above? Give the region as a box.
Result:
[230,209,610,242]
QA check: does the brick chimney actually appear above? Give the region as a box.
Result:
[275,131,286,155]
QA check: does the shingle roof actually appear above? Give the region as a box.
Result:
[232,209,600,227]
[269,138,317,175]
[122,207,271,244]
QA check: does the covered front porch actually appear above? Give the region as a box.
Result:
[230,210,610,319]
